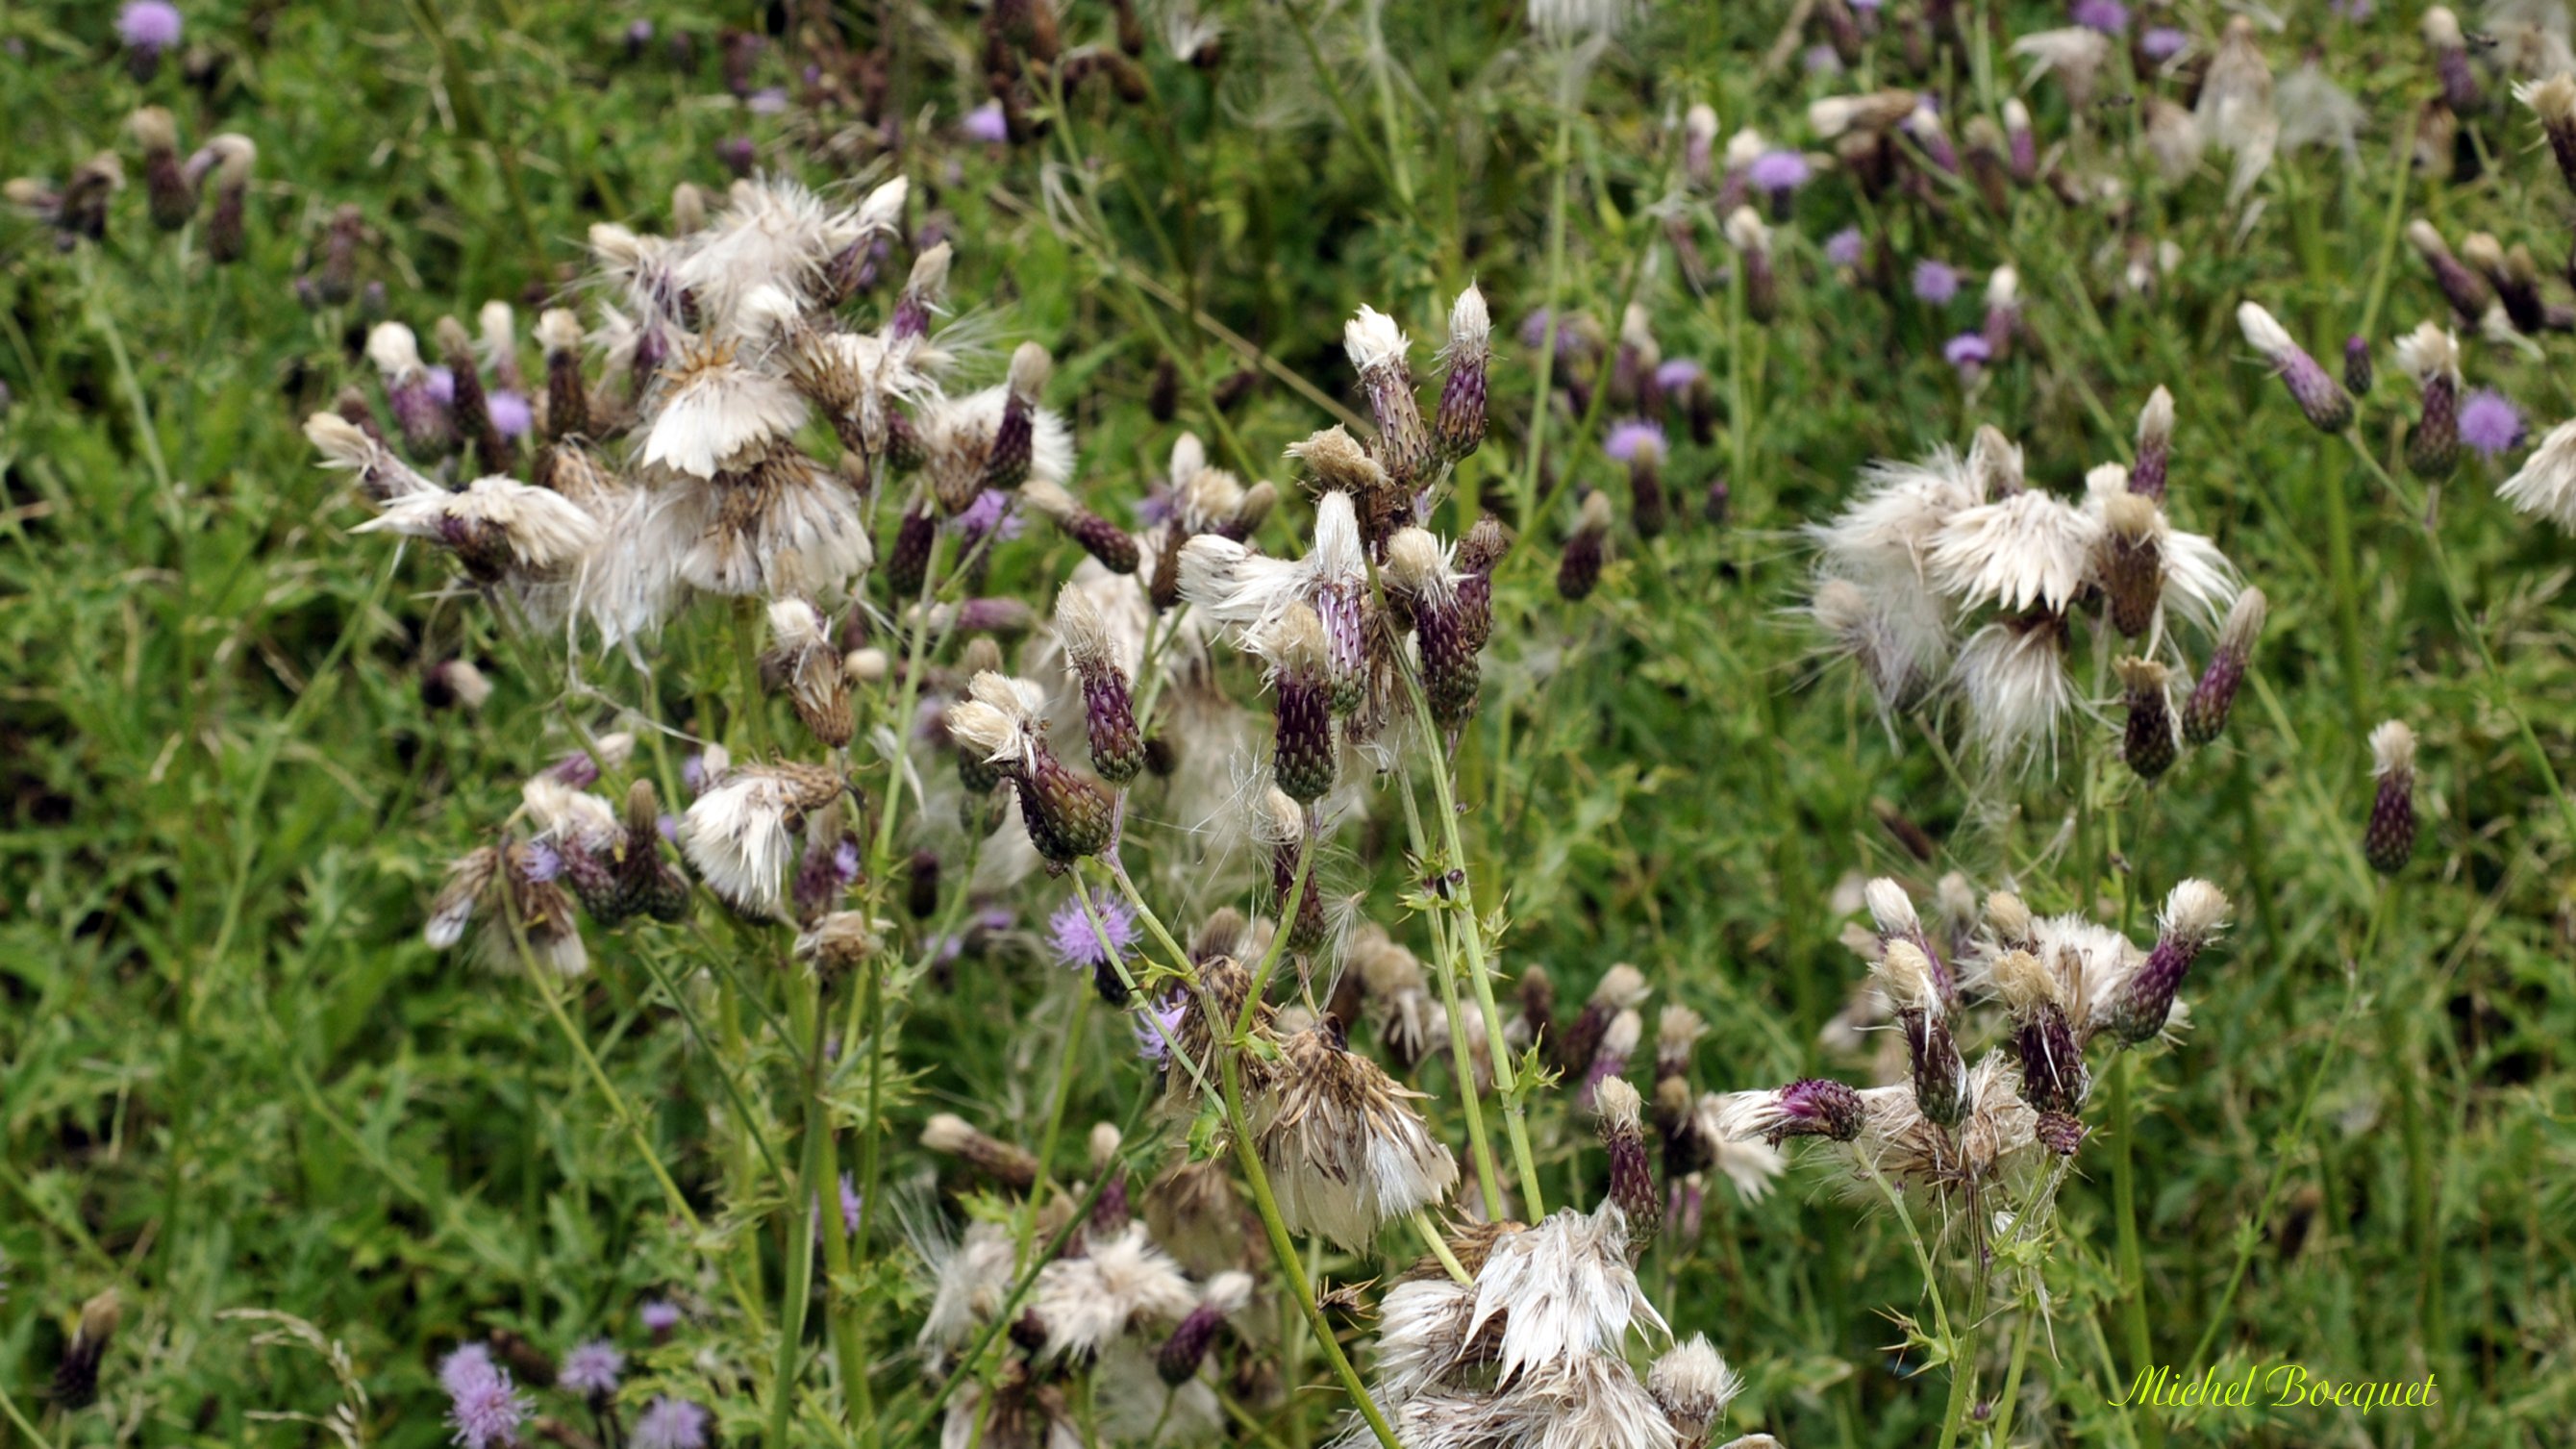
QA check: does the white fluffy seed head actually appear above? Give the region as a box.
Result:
[1447,283,1490,360]
[204,134,257,186]
[1656,1004,1705,1058]
[2405,219,2451,260]
[920,1112,982,1154]
[2518,73,2576,127]
[2138,386,2175,447]
[366,321,424,377]
[1088,1121,1122,1171]
[1590,962,1650,1009]
[1600,1007,1643,1060]
[2393,320,2462,387]
[1647,1334,1742,1438]
[1875,938,1938,1011]
[2422,5,2464,48]
[1383,527,1449,594]
[2004,97,2033,133]
[1864,877,1920,937]
[2460,232,2506,276]
[127,106,177,153]
[479,301,516,359]
[1986,888,2033,944]
[2102,488,2159,542]
[857,174,909,236]
[1203,1270,1255,1316]
[1342,305,1411,377]
[906,240,952,301]
[768,597,829,652]
[2220,586,2268,657]
[2236,301,2295,359]
[1007,340,1053,401]
[1989,947,2057,1012]
[1594,1075,1643,1130]
[1722,205,1770,253]
[2160,880,2231,947]
[1577,487,1615,537]
[1986,264,2020,310]
[535,308,584,356]
[1258,600,1329,677]
[2371,719,2417,778]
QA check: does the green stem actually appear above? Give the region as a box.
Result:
[1515,104,1577,544]
[1399,768,1505,1218]
[767,973,828,1449]
[2108,1054,2160,1449]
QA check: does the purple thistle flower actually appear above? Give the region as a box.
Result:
[656,813,679,843]
[839,1170,863,1235]
[2070,0,2128,34]
[1517,308,1586,356]
[2329,0,2373,17]
[963,102,1011,144]
[2460,389,2524,457]
[2138,25,2187,60]
[1653,358,1705,393]
[950,487,1025,540]
[975,905,1016,934]
[446,1368,530,1449]
[1604,418,1667,463]
[117,1,183,51]
[638,1300,682,1335]
[521,839,563,883]
[1133,994,1188,1062]
[438,1345,499,1398]
[1048,889,1138,969]
[1913,259,1962,305]
[633,1397,712,1449]
[426,365,458,408]
[1944,333,1994,370]
[1803,43,1844,75]
[626,19,655,45]
[832,837,862,885]
[1136,485,1178,528]
[1824,228,1866,269]
[487,389,533,439]
[1746,149,1812,194]
[748,87,789,115]
[558,1341,624,1399]
[1849,0,1882,10]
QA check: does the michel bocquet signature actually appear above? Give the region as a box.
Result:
[2110,1364,2439,1415]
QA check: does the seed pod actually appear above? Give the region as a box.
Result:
[2365,721,2418,874]
[1261,605,1337,805]
[1022,478,1139,573]
[1435,285,1490,462]
[2183,587,2266,745]
[2098,492,2163,638]
[537,309,588,440]
[2118,658,2179,782]
[981,342,1052,492]
[1594,1078,1661,1253]
[2105,881,2229,1045]
[2407,220,2492,323]
[1057,585,1145,784]
[2341,336,2374,400]
[1345,306,1431,488]
[1557,490,1614,601]
[2238,303,2352,434]
[2130,387,2175,503]
[436,316,514,476]
[2523,73,2576,199]
[887,497,938,600]
[52,1289,121,1412]
[921,1113,1040,1190]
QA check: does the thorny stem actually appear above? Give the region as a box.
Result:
[1395,652,1545,1217]
[1399,766,1506,1218]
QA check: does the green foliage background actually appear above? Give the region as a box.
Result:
[3,1,2574,1445]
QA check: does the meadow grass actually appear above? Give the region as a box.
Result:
[4,2,2576,1446]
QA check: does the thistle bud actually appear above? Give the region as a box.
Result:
[981,342,1052,492]
[2365,721,2418,874]
[436,315,513,475]
[1557,489,1614,601]
[1260,604,1337,805]
[1994,947,2088,1127]
[52,1288,121,1412]
[2424,7,2481,114]
[1022,479,1138,573]
[1654,1005,1705,1084]
[1864,876,1958,1012]
[537,309,588,441]
[2238,302,2352,433]
[1878,940,1966,1127]
[2117,658,2179,782]
[920,1112,1040,1190]
[2098,491,2164,638]
[952,672,1115,868]
[2180,587,2265,745]
[1648,1336,1741,1449]
[186,135,257,262]
[2103,881,2229,1045]
[2407,220,2493,323]
[1685,104,1720,189]
[2520,73,2576,199]
[1985,888,2035,951]
[2463,232,2546,335]
[1057,585,1144,785]
[1435,285,1491,461]
[1581,1008,1642,1111]
[1345,306,1431,487]
[2396,320,2463,479]
[764,599,854,747]
[1723,207,1777,324]
[130,108,195,231]
[1736,1077,1865,1144]
[2342,336,2374,399]
[366,322,448,456]
[2003,97,2038,181]
[1594,1077,1661,1250]
[1156,1272,1252,1387]
[1553,963,1648,1078]
[891,243,951,342]
[2131,386,2175,503]
[1607,420,1669,539]
[887,495,938,600]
